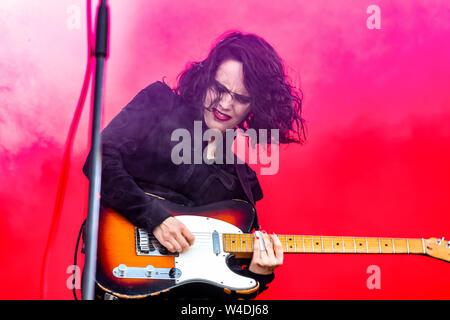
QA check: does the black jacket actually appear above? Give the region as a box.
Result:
[82,81,274,298]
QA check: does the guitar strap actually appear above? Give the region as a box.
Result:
[234,161,260,231]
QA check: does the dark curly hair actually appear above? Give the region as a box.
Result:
[174,30,306,146]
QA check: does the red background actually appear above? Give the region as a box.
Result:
[1,0,449,299]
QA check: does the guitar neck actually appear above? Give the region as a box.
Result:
[222,234,427,255]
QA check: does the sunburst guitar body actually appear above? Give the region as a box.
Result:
[96,198,258,299]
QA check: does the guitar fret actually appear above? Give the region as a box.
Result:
[365,237,369,253]
[406,238,410,254]
[293,235,297,252]
[353,237,356,253]
[239,233,242,252]
[342,236,345,253]
[320,236,324,252]
[392,238,396,254]
[230,233,233,252]
[331,237,334,253]
[285,235,288,252]
[422,238,425,254]
[245,234,248,252]
[311,237,314,253]
[378,238,381,253]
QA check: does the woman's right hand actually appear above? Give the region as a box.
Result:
[152,217,195,253]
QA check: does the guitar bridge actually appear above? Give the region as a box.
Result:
[135,227,178,256]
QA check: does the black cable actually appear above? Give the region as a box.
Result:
[73,219,86,300]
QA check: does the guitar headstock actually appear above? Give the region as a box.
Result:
[425,237,450,262]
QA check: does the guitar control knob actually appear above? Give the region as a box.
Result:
[118,264,127,277]
[169,268,177,278]
[145,265,155,278]
[159,246,168,255]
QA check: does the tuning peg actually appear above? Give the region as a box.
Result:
[436,237,445,245]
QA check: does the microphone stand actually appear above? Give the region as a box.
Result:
[82,0,108,300]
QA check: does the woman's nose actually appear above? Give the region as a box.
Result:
[220,93,233,109]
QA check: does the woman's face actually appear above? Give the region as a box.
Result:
[203,59,252,133]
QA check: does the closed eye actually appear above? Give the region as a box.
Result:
[214,80,251,104]
[214,81,229,93]
[235,95,251,104]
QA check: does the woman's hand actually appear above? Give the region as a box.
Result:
[153,217,195,253]
[249,231,284,275]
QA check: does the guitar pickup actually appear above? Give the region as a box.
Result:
[135,227,177,256]
[212,230,220,255]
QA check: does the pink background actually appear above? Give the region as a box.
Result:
[1,0,449,299]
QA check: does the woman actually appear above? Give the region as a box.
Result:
[83,30,305,299]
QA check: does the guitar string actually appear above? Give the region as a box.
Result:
[139,240,422,254]
[142,234,422,246]
[142,233,254,249]
[140,238,425,252]
[142,231,422,239]
[140,233,421,251]
[143,233,421,243]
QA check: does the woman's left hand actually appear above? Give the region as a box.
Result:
[249,231,284,275]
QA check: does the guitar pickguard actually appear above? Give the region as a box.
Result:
[173,215,257,290]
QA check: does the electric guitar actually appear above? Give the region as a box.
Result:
[96,195,449,299]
